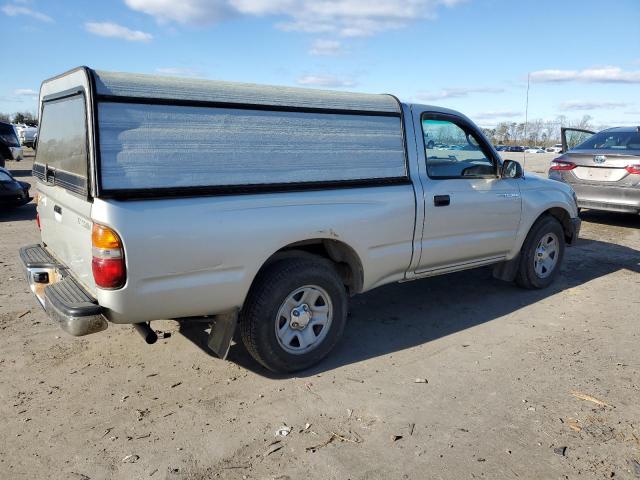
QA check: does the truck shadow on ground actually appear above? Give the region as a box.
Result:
[180,217,640,378]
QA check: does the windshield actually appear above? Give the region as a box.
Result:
[0,124,20,147]
[0,170,14,182]
[573,130,640,152]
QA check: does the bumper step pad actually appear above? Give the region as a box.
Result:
[46,276,103,318]
[20,244,107,336]
[20,244,58,268]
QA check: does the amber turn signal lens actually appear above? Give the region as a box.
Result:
[91,223,126,289]
[92,224,122,249]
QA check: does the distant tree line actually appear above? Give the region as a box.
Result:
[0,112,38,126]
[0,110,609,145]
[481,115,604,147]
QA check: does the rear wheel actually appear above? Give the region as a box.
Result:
[240,256,347,373]
[515,216,565,289]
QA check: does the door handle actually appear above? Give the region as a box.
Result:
[434,195,450,207]
[53,205,62,215]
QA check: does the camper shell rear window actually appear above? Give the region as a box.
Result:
[34,94,88,195]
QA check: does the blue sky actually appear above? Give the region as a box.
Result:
[1,0,639,127]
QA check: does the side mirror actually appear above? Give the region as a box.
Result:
[501,159,524,179]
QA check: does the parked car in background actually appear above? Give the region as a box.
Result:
[549,126,640,214]
[546,144,563,154]
[21,67,580,373]
[506,146,525,152]
[17,125,37,148]
[525,147,546,154]
[0,166,31,207]
[0,121,23,167]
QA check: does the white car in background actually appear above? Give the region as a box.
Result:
[15,124,37,148]
[546,144,563,154]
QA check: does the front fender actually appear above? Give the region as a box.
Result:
[509,174,578,257]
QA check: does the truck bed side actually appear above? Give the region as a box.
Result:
[92,185,416,323]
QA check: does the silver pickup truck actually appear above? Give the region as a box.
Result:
[21,67,580,372]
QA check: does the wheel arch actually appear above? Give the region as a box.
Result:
[496,207,572,284]
[507,204,576,263]
[543,207,575,244]
[257,238,364,296]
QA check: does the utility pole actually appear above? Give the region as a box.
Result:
[523,72,530,170]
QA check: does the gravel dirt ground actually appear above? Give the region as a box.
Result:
[1,152,639,480]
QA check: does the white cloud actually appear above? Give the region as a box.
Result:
[85,22,153,42]
[124,0,466,37]
[473,110,522,120]
[559,100,628,111]
[530,66,640,84]
[1,3,53,22]
[309,39,342,56]
[417,86,504,101]
[155,67,202,77]
[14,88,38,97]
[125,0,234,24]
[296,74,356,88]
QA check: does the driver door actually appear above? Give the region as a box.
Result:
[414,111,522,273]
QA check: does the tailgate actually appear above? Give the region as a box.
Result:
[38,183,95,294]
[34,89,96,294]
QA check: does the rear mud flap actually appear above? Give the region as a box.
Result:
[207,310,238,360]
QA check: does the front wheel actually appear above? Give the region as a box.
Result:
[515,216,565,289]
[239,256,347,373]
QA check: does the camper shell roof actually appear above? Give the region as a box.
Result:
[40,67,401,115]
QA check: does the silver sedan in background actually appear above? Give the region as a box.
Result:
[549,126,640,214]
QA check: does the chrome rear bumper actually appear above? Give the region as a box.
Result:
[19,244,107,336]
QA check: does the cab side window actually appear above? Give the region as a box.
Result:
[422,117,496,179]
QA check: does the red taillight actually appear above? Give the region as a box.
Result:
[92,224,126,289]
[92,257,126,289]
[35,193,40,229]
[625,164,640,175]
[550,158,576,171]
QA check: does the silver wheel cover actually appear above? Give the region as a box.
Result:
[275,285,333,355]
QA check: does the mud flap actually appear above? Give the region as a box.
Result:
[207,310,238,360]
[492,254,520,282]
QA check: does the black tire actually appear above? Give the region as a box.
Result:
[515,216,565,289]
[239,255,348,373]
